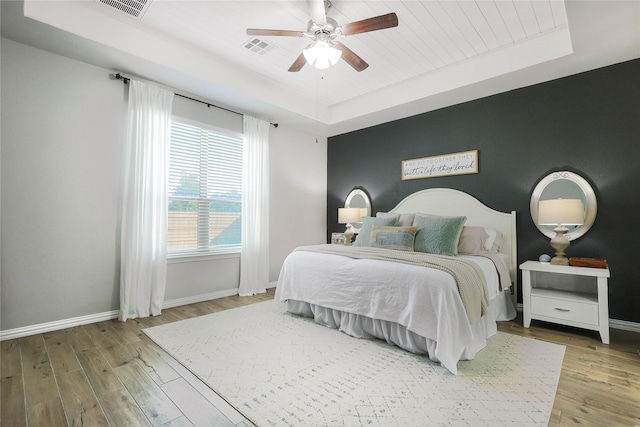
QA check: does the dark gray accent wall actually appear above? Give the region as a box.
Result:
[327,59,640,324]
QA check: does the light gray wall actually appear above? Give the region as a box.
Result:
[1,38,124,330]
[1,38,327,331]
[269,126,327,281]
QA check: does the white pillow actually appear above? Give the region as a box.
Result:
[484,228,502,252]
[458,226,490,254]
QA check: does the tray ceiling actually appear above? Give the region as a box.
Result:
[3,1,639,136]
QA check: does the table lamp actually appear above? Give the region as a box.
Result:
[338,207,362,242]
[538,198,585,265]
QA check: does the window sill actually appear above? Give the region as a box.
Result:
[168,251,240,264]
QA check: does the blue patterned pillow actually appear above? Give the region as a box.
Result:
[353,216,398,247]
[412,214,467,256]
[370,226,418,251]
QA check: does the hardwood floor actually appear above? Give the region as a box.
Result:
[498,315,640,426]
[2,289,639,426]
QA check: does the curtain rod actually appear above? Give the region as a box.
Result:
[114,73,278,128]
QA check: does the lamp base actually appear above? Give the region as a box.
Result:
[550,256,569,266]
[344,225,355,245]
[549,226,570,266]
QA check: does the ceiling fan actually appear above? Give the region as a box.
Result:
[246,0,398,72]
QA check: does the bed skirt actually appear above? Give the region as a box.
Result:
[283,291,516,374]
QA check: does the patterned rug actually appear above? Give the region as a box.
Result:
[144,301,565,426]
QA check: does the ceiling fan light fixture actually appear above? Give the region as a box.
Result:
[247,2,398,72]
[303,41,342,69]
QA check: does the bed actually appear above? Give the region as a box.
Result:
[275,188,517,374]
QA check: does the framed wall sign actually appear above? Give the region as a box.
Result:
[402,150,478,180]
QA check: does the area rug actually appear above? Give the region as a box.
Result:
[144,301,565,426]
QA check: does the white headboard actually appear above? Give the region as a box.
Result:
[388,188,517,289]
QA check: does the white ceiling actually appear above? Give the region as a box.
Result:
[2,1,639,137]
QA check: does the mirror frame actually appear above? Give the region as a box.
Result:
[530,171,597,241]
[344,188,371,232]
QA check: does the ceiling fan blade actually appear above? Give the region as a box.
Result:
[307,0,327,25]
[288,53,307,72]
[246,29,305,37]
[340,12,398,36]
[334,42,369,72]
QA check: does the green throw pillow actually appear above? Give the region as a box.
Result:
[413,214,467,256]
[353,216,399,247]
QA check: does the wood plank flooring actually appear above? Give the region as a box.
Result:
[2,289,639,426]
[497,315,640,426]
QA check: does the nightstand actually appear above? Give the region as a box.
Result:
[520,260,611,344]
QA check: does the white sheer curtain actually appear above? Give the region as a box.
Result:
[239,115,270,296]
[119,80,174,321]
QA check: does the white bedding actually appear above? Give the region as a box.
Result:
[275,249,516,374]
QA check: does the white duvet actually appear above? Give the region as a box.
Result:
[275,249,515,374]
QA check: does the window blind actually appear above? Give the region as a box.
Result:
[168,121,243,256]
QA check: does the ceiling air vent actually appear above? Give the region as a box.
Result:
[243,38,274,55]
[96,0,152,19]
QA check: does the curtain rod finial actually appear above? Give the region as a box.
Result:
[114,73,129,84]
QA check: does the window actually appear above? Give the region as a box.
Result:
[168,120,243,256]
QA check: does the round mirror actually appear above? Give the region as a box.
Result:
[344,188,371,233]
[530,171,597,241]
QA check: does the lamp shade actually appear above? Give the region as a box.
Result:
[338,207,362,224]
[303,41,342,69]
[538,199,585,226]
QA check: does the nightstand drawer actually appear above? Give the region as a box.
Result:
[531,290,599,326]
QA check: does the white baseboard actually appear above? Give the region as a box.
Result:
[609,318,640,333]
[516,303,640,333]
[161,289,238,309]
[0,288,241,341]
[0,310,120,341]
